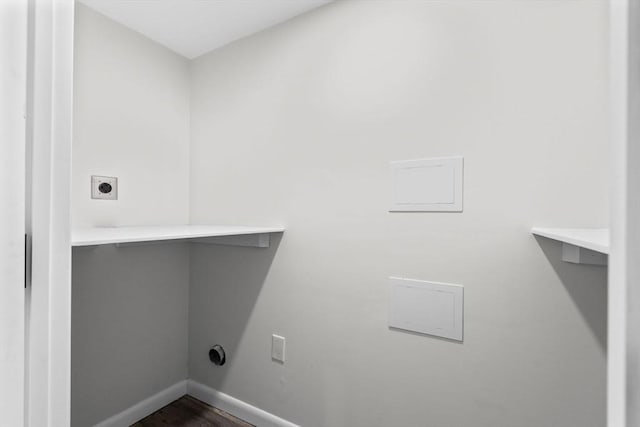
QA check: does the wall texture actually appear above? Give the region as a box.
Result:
[71,5,190,426]
[72,1,610,426]
[72,3,190,228]
[188,2,609,427]
[71,244,189,427]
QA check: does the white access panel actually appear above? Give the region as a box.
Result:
[389,277,464,341]
[390,156,463,212]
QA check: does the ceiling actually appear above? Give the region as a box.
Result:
[79,0,333,59]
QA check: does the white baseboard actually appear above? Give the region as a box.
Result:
[187,379,299,427]
[94,380,187,427]
[92,379,297,427]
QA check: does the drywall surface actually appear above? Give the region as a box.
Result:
[72,3,190,227]
[71,244,189,427]
[188,1,609,426]
[71,6,190,426]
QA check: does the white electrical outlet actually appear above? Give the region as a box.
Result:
[91,175,118,200]
[271,334,285,363]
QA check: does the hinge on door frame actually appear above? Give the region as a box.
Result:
[25,233,31,288]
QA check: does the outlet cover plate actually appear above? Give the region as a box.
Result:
[91,175,118,200]
[271,334,285,363]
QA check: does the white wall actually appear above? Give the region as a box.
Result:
[72,244,189,427]
[72,1,610,426]
[72,3,190,228]
[188,2,609,426]
[71,5,190,426]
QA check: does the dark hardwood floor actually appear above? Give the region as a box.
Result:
[131,395,254,427]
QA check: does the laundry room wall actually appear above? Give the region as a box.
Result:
[71,5,190,426]
[187,1,609,426]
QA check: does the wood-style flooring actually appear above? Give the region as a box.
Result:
[131,395,254,427]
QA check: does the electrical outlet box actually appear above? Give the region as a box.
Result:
[91,175,118,200]
[271,334,285,363]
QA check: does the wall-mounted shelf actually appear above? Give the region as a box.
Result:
[72,225,285,248]
[531,227,609,266]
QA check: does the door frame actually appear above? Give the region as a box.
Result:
[0,1,28,426]
[609,0,640,425]
[25,0,74,426]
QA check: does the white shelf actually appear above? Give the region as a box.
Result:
[72,225,285,247]
[531,228,609,254]
[531,227,609,265]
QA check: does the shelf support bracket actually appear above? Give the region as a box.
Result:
[561,243,608,266]
[191,233,271,248]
